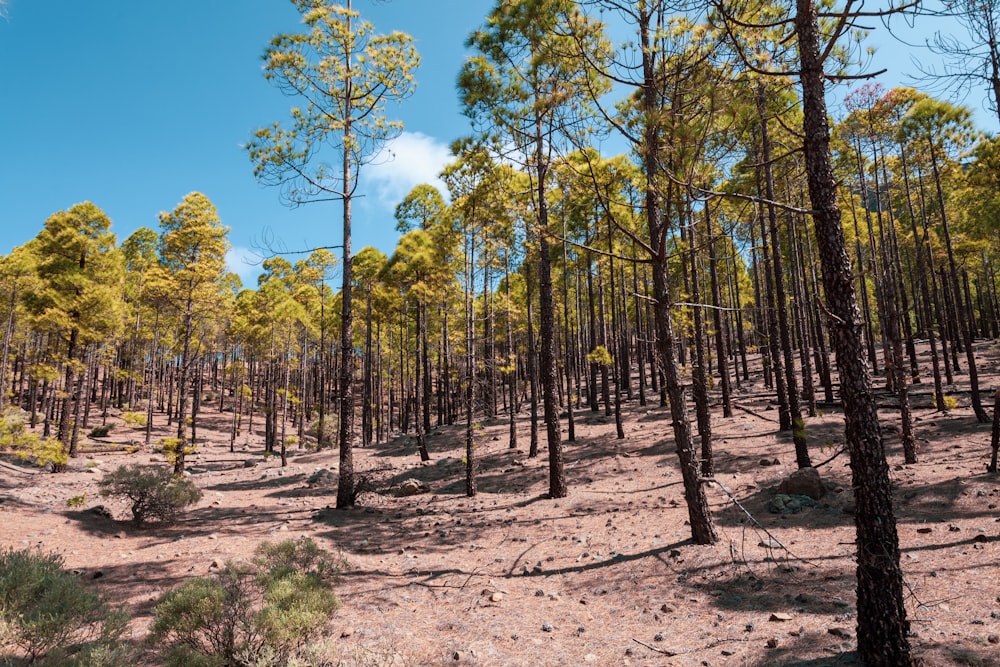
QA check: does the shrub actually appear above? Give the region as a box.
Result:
[305,416,338,448]
[0,547,130,664]
[150,538,342,667]
[88,423,114,438]
[97,464,202,526]
[0,407,66,469]
[121,412,147,428]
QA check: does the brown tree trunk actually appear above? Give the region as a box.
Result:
[795,1,911,661]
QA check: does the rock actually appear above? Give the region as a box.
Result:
[769,613,793,622]
[340,627,354,638]
[778,467,825,500]
[759,538,782,549]
[584,654,598,662]
[988,634,999,645]
[653,632,665,642]
[91,570,104,579]
[307,468,336,487]
[827,627,852,639]
[490,592,504,603]
[396,478,430,497]
[766,638,779,648]
[452,651,462,661]
[86,467,102,474]
[916,527,933,534]
[766,494,818,514]
[243,459,257,468]
[542,623,553,633]
[89,505,113,519]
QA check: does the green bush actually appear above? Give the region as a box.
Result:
[0,407,66,469]
[121,412,147,428]
[305,416,338,448]
[98,464,202,526]
[88,423,114,438]
[150,538,342,667]
[0,547,130,664]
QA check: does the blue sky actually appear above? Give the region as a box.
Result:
[0,1,995,287]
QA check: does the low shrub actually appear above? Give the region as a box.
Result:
[97,464,202,526]
[150,538,342,667]
[88,423,114,438]
[121,412,147,428]
[0,547,130,664]
[0,407,66,469]
[305,416,338,448]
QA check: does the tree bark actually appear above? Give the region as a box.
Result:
[795,1,911,661]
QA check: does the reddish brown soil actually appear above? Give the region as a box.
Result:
[2,345,1000,666]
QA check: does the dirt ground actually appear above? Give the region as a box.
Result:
[2,344,1000,666]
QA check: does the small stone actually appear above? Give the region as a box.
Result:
[759,538,782,549]
[916,527,932,534]
[542,623,553,633]
[340,627,354,638]
[770,613,793,622]
[654,632,665,642]
[91,570,104,579]
[490,592,504,603]
[766,638,779,648]
[828,627,852,639]
[987,634,999,645]
[452,651,462,661]
[660,603,675,613]
[745,624,755,633]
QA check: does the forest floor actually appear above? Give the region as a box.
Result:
[2,343,1000,666]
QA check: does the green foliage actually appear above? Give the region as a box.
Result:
[0,408,66,469]
[937,393,959,410]
[97,464,201,526]
[67,495,87,508]
[586,345,613,367]
[150,538,341,667]
[121,412,147,428]
[0,547,130,664]
[88,423,114,438]
[159,437,196,466]
[305,416,338,448]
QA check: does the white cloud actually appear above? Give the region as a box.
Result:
[226,245,264,288]
[365,131,452,211]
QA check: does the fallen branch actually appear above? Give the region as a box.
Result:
[710,478,818,567]
[733,403,779,423]
[0,459,40,475]
[631,638,676,656]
